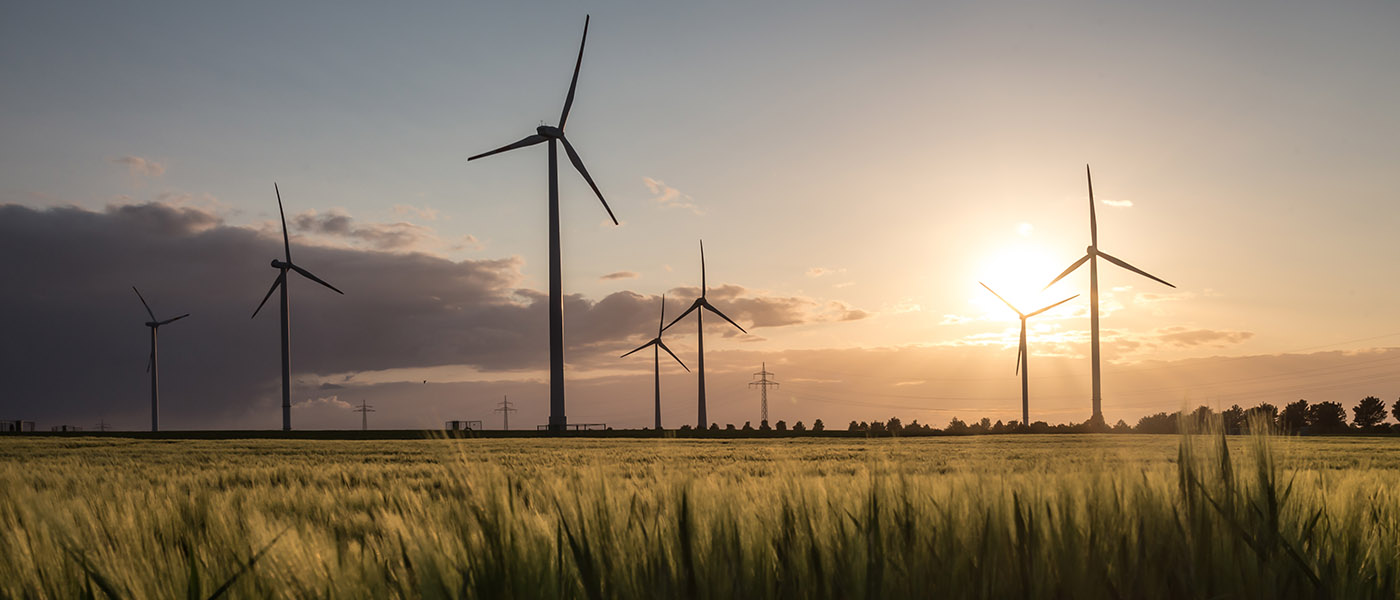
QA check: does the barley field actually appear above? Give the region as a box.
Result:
[2,433,1399,598]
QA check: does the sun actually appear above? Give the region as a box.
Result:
[971,242,1077,321]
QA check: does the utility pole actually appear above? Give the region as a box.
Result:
[354,399,374,431]
[749,362,779,426]
[495,395,517,430]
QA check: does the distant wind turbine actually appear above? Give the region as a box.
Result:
[251,184,344,431]
[979,282,1076,427]
[663,240,747,429]
[132,286,188,432]
[1044,165,1174,424]
[467,15,619,433]
[621,294,689,430]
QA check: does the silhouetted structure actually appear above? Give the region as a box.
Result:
[621,295,689,429]
[133,287,188,432]
[251,184,344,431]
[536,423,607,431]
[664,240,747,429]
[467,15,618,433]
[1045,165,1174,423]
[354,399,374,431]
[749,363,779,425]
[445,420,483,431]
[1,421,35,433]
[495,395,517,430]
[979,282,1077,427]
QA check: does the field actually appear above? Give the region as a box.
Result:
[2,434,1400,598]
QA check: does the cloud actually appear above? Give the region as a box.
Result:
[600,271,639,281]
[806,267,846,278]
[110,156,165,178]
[1102,199,1133,208]
[290,208,463,253]
[0,200,864,429]
[392,204,439,221]
[642,177,702,215]
[294,396,353,410]
[1154,327,1254,348]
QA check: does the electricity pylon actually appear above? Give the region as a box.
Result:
[749,363,779,426]
[495,395,517,430]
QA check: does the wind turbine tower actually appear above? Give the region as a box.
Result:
[664,240,748,429]
[251,184,344,431]
[354,399,374,431]
[1045,165,1175,424]
[495,395,517,430]
[467,15,620,433]
[749,363,779,426]
[133,286,188,432]
[979,282,1077,427]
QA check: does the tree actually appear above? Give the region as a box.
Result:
[868,420,887,435]
[1353,396,1387,430]
[1308,401,1347,433]
[741,421,754,432]
[1245,403,1279,433]
[1188,406,1215,431]
[708,423,720,432]
[1112,419,1132,433]
[813,419,825,432]
[1134,412,1176,434]
[946,417,969,434]
[792,421,806,432]
[725,423,737,431]
[848,420,862,432]
[775,420,788,431]
[679,424,692,431]
[759,420,772,431]
[886,417,903,435]
[1393,399,1400,426]
[1279,399,1310,432]
[1221,405,1245,434]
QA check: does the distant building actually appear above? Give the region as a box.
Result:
[445,420,483,431]
[50,425,82,432]
[1,420,36,433]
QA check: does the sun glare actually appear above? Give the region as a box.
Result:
[972,243,1076,321]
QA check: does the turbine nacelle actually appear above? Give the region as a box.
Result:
[271,259,290,269]
[536,125,564,138]
[145,321,160,328]
[1086,245,1097,256]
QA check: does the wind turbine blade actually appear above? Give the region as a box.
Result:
[275,183,292,263]
[132,286,156,321]
[559,137,618,225]
[701,300,747,334]
[1096,251,1175,288]
[658,340,690,372]
[657,294,666,337]
[289,264,345,295]
[662,300,702,332]
[1026,294,1080,318]
[699,240,706,295]
[558,14,589,130]
[1086,164,1097,248]
[1043,254,1091,290]
[978,282,1022,317]
[159,313,191,326]
[251,273,285,318]
[467,134,548,161]
[1017,326,1027,376]
[621,338,657,358]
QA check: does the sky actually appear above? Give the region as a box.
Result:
[3,1,1399,431]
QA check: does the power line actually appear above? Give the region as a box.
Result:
[749,362,779,425]
[495,395,517,430]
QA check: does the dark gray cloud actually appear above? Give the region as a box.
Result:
[0,202,858,429]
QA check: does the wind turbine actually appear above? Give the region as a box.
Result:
[1044,165,1174,424]
[663,240,747,429]
[621,294,689,430]
[467,15,618,433]
[979,282,1076,428]
[132,286,188,432]
[251,184,344,431]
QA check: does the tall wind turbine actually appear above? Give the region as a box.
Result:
[467,15,618,433]
[1044,165,1174,423]
[132,287,188,432]
[979,282,1076,427]
[663,241,747,429]
[251,184,344,431]
[621,294,689,430]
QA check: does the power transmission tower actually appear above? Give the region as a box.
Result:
[93,420,110,432]
[354,399,375,431]
[749,362,779,426]
[495,395,517,430]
